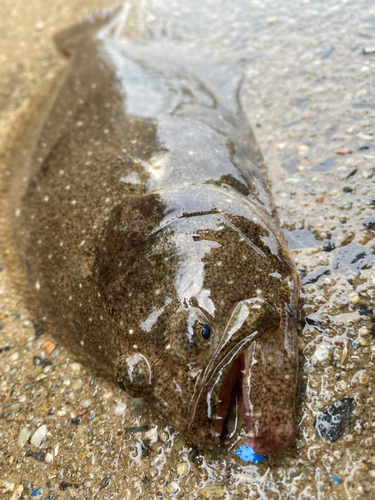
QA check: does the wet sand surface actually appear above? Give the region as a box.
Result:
[0,0,374,499]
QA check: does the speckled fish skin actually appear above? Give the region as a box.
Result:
[3,2,299,454]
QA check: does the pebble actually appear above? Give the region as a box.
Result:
[314,343,330,362]
[30,424,48,448]
[199,486,226,499]
[25,450,46,462]
[322,240,335,252]
[45,452,54,464]
[351,370,369,385]
[158,429,169,442]
[314,398,354,442]
[43,341,56,355]
[0,480,15,492]
[17,426,32,447]
[34,327,44,339]
[10,485,23,500]
[69,362,81,374]
[348,293,360,305]
[176,462,188,476]
[72,379,82,390]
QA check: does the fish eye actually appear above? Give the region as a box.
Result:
[115,372,127,392]
[197,321,211,342]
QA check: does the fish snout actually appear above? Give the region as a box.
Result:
[250,420,296,455]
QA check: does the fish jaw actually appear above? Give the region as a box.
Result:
[241,315,298,455]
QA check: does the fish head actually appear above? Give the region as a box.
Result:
[102,192,299,454]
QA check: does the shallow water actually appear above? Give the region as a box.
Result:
[0,0,374,499]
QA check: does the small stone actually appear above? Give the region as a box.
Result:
[322,240,335,252]
[33,356,52,367]
[72,379,82,390]
[352,370,369,385]
[314,398,354,442]
[177,462,188,476]
[79,399,91,408]
[362,217,375,230]
[199,486,225,499]
[25,450,46,462]
[69,363,81,374]
[348,293,360,305]
[43,341,56,355]
[76,408,88,417]
[124,425,149,434]
[158,430,168,442]
[10,485,24,500]
[18,426,32,447]
[34,327,44,339]
[335,148,352,155]
[0,480,15,492]
[45,453,54,464]
[315,343,330,362]
[174,435,186,451]
[30,424,48,448]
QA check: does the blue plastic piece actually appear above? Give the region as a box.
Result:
[32,489,42,497]
[333,477,340,484]
[235,446,265,463]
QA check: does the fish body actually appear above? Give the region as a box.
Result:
[1,2,299,454]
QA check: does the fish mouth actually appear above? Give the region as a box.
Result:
[187,298,297,455]
[213,348,296,455]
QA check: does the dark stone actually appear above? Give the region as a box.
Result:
[305,316,325,332]
[0,346,10,354]
[124,425,149,433]
[302,267,330,285]
[34,327,45,339]
[71,417,82,425]
[59,482,79,491]
[25,450,46,462]
[101,476,111,489]
[33,356,52,367]
[314,398,354,442]
[358,305,375,323]
[322,240,335,252]
[362,217,375,230]
[142,476,151,488]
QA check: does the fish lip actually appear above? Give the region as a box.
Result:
[248,423,296,455]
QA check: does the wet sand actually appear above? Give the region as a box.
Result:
[0,1,374,499]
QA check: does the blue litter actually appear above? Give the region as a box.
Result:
[235,446,265,463]
[333,477,340,484]
[32,489,42,497]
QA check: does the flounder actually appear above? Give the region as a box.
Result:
[1,2,299,454]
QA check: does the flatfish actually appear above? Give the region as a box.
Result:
[0,0,300,454]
